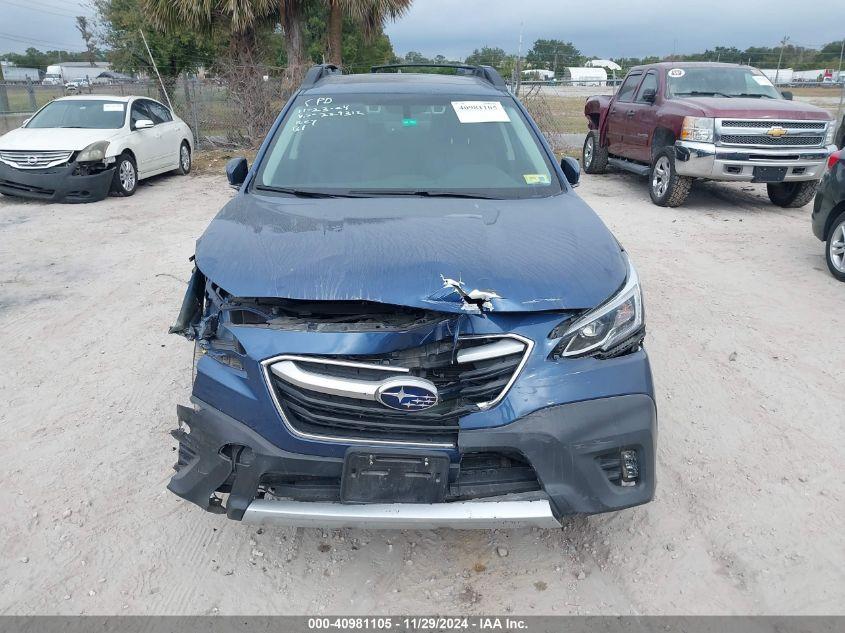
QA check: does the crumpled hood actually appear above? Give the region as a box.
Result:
[0,127,123,152]
[671,97,832,120]
[195,192,627,313]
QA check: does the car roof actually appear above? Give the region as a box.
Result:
[55,95,158,103]
[629,61,757,73]
[300,72,507,97]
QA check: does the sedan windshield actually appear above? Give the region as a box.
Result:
[255,93,561,199]
[666,67,781,99]
[27,100,126,129]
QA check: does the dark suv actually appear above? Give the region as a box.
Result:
[168,64,657,529]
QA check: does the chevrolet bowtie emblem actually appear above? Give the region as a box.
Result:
[766,126,788,138]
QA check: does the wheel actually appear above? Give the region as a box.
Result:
[766,181,818,208]
[649,148,692,207]
[111,153,137,197]
[582,130,608,174]
[825,210,845,281]
[176,141,191,175]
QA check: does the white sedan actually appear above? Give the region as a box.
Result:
[0,95,194,202]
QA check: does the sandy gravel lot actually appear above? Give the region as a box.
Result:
[1,167,843,615]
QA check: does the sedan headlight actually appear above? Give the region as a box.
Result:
[551,255,644,358]
[680,117,715,143]
[824,122,836,145]
[77,140,110,163]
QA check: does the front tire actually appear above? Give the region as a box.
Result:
[177,141,191,175]
[649,148,692,207]
[111,153,137,197]
[825,210,845,281]
[766,181,818,208]
[582,130,608,174]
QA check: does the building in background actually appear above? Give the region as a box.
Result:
[0,61,40,82]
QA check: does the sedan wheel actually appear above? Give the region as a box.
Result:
[178,142,191,175]
[110,154,137,197]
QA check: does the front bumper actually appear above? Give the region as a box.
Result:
[0,161,113,203]
[169,392,657,528]
[674,140,834,182]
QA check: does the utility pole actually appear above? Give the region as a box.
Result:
[775,35,790,85]
[836,39,844,131]
[515,22,524,96]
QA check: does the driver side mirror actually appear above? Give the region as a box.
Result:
[781,90,793,101]
[641,88,657,103]
[226,157,249,189]
[135,119,154,130]
[561,156,580,187]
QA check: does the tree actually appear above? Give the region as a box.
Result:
[525,39,582,73]
[76,16,98,66]
[324,0,411,67]
[96,0,216,101]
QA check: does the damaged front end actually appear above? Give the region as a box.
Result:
[167,258,656,528]
[0,153,115,203]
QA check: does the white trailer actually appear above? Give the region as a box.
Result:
[0,62,39,82]
[43,62,111,85]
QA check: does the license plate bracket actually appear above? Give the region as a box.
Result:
[752,166,788,183]
[341,451,450,504]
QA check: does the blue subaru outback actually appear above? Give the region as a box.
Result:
[169,64,656,529]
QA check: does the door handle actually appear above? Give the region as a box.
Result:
[626,109,635,117]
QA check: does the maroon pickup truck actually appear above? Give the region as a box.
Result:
[583,62,836,207]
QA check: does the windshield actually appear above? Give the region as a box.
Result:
[666,67,781,99]
[255,93,561,199]
[27,100,126,129]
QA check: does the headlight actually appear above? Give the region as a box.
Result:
[680,117,715,143]
[77,140,110,162]
[550,254,644,358]
[824,122,835,145]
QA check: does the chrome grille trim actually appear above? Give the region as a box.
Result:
[260,334,533,447]
[0,150,73,169]
[715,119,829,149]
[721,120,826,129]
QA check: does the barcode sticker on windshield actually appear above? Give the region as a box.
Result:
[103,104,124,112]
[451,101,510,123]
[752,75,773,86]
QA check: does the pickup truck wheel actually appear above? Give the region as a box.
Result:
[582,131,608,174]
[766,181,818,208]
[825,210,845,281]
[649,148,692,207]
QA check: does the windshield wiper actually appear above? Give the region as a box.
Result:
[254,185,349,198]
[732,93,775,99]
[348,189,503,200]
[674,90,734,98]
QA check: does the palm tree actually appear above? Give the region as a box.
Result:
[325,0,412,67]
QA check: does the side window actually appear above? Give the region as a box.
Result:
[146,101,172,124]
[130,101,151,127]
[635,72,658,103]
[616,74,642,102]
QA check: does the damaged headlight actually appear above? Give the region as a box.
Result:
[550,254,644,358]
[77,140,110,163]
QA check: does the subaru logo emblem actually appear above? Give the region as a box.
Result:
[376,377,439,412]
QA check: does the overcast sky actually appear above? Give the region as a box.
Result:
[1,0,843,61]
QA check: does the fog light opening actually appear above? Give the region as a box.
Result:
[620,449,639,487]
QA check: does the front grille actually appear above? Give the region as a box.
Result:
[0,150,73,169]
[719,134,823,146]
[721,120,826,129]
[265,336,530,444]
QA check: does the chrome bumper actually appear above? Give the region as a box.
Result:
[674,140,835,181]
[241,498,562,529]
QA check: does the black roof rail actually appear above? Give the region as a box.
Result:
[300,64,341,89]
[370,63,508,92]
